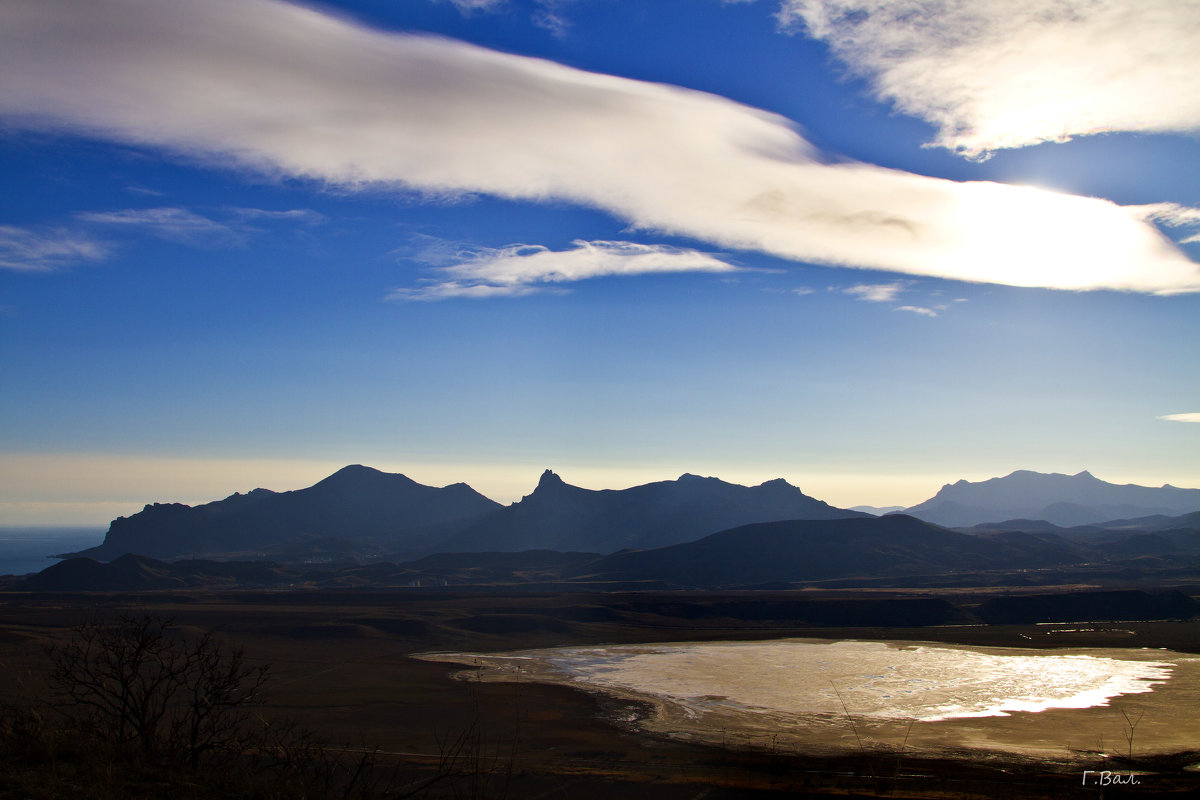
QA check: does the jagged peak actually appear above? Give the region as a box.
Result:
[537,469,564,488]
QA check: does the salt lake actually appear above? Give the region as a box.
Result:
[421,638,1200,760]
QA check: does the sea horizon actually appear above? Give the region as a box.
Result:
[0,526,106,576]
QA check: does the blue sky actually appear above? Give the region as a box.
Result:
[1,0,1198,524]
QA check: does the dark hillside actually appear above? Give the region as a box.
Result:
[439,469,869,553]
[64,465,501,562]
[574,515,1086,588]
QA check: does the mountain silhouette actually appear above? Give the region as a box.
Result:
[64,465,502,561]
[436,470,870,553]
[571,514,1084,588]
[903,470,1200,527]
[23,507,1200,592]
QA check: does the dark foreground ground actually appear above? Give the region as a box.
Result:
[0,587,1197,798]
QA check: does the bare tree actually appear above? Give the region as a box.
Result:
[1118,706,1144,764]
[47,614,268,766]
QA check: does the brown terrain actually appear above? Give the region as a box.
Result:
[0,587,1198,798]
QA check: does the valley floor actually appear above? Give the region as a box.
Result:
[1,588,1198,798]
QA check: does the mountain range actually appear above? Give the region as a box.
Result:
[570,514,1086,587]
[59,466,1200,574]
[69,465,501,562]
[65,466,869,562]
[437,469,869,553]
[29,508,1200,592]
[902,470,1200,527]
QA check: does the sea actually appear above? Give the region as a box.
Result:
[0,527,106,576]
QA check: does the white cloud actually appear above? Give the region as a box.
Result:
[391,239,743,300]
[228,207,326,224]
[77,207,238,245]
[0,225,109,271]
[894,305,937,317]
[1159,413,1200,424]
[1128,203,1200,243]
[1129,203,1200,229]
[1127,203,1200,246]
[438,0,573,35]
[3,0,1198,293]
[440,0,507,12]
[844,282,905,302]
[532,0,576,37]
[777,0,1200,157]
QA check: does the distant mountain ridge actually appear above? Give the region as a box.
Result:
[67,465,502,562]
[436,469,871,553]
[904,470,1200,528]
[572,515,1083,587]
[64,466,869,563]
[25,507,1200,592]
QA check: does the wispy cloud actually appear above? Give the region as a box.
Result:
[228,207,326,224]
[439,0,575,35]
[439,0,506,12]
[391,239,743,300]
[1127,203,1200,245]
[3,0,1198,293]
[0,225,109,271]
[777,0,1200,157]
[894,305,937,317]
[76,207,239,245]
[1159,413,1200,424]
[76,205,322,245]
[532,0,575,37]
[844,282,906,303]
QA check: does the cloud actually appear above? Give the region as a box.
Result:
[894,305,937,317]
[76,207,239,245]
[777,0,1200,157]
[3,0,1199,293]
[76,205,322,245]
[0,225,110,271]
[532,0,576,37]
[844,282,905,302]
[391,239,743,300]
[1130,203,1200,229]
[228,207,326,224]
[439,0,507,12]
[1127,203,1200,246]
[1159,413,1200,424]
[437,0,574,35]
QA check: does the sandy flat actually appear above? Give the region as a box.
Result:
[417,638,1200,762]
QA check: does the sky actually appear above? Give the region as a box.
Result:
[1,0,1198,525]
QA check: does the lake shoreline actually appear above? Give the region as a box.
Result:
[418,637,1200,763]
[1,590,1198,797]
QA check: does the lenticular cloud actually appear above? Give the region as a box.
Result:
[2,0,1198,293]
[778,0,1200,157]
[391,240,743,300]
